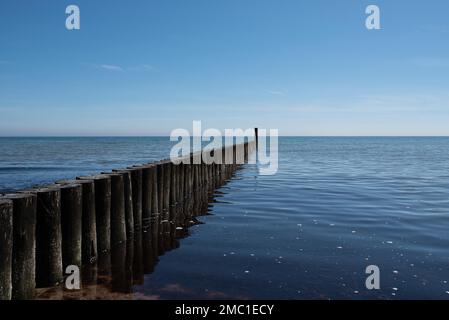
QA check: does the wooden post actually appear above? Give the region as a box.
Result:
[0,200,13,300]
[163,161,171,213]
[108,173,126,246]
[156,162,164,219]
[220,146,226,185]
[79,180,97,265]
[113,169,135,240]
[122,170,134,241]
[255,128,259,152]
[163,162,171,234]
[78,175,111,254]
[57,179,97,265]
[179,162,185,205]
[184,164,192,217]
[1,194,36,300]
[208,164,213,191]
[141,166,153,232]
[129,167,143,233]
[22,187,63,288]
[149,165,159,238]
[193,159,199,215]
[60,183,83,271]
[170,162,177,207]
[185,162,192,199]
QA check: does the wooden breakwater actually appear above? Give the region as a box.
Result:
[0,136,257,300]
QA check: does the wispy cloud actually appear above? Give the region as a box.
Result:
[267,90,286,96]
[127,64,154,72]
[94,64,154,72]
[97,64,124,72]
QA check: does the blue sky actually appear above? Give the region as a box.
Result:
[1,0,449,136]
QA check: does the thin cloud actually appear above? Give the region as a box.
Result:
[267,90,286,96]
[93,64,154,72]
[98,64,124,72]
[127,64,154,72]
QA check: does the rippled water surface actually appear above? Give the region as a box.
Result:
[2,137,449,299]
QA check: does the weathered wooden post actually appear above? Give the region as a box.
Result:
[220,146,226,185]
[170,162,177,208]
[163,161,171,214]
[0,194,36,300]
[56,179,97,265]
[209,163,213,191]
[162,161,172,235]
[179,162,185,205]
[108,173,126,246]
[183,163,192,215]
[60,183,83,271]
[192,163,199,215]
[149,165,159,238]
[113,169,134,240]
[23,187,63,288]
[175,160,181,202]
[156,162,164,219]
[179,163,184,204]
[0,200,13,300]
[79,180,97,265]
[129,167,143,234]
[78,175,111,253]
[168,163,176,230]
[141,165,153,232]
[234,143,238,171]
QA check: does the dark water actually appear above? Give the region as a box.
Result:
[2,137,449,299]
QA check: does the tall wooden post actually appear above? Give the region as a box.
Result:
[2,194,37,300]
[0,200,13,300]
[78,175,111,254]
[23,187,63,288]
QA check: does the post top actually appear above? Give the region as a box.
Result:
[0,193,36,200]
[0,198,13,205]
[77,174,111,181]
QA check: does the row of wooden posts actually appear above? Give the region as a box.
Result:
[0,140,256,300]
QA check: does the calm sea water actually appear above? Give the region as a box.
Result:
[2,137,449,299]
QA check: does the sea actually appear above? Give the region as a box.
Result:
[1,136,449,299]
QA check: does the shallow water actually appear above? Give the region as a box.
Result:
[3,137,449,299]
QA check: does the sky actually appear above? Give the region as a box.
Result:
[0,0,449,136]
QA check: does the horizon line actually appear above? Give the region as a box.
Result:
[2,135,449,138]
